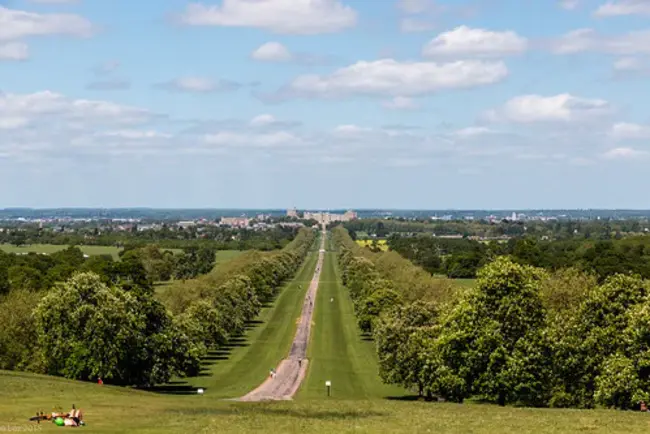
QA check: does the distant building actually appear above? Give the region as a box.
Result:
[279,222,305,229]
[303,210,358,224]
[220,217,250,228]
[177,220,196,229]
[287,208,298,218]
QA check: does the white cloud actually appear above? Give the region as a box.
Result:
[250,114,277,127]
[552,28,650,55]
[559,0,580,10]
[385,157,425,168]
[99,130,172,140]
[333,124,373,135]
[612,56,650,76]
[180,0,357,34]
[0,42,28,60]
[382,96,419,110]
[251,42,292,62]
[452,126,497,138]
[0,117,29,130]
[602,147,649,159]
[611,122,650,140]
[156,77,240,93]
[203,130,303,148]
[0,6,93,41]
[594,0,650,16]
[485,94,613,124]
[0,91,154,125]
[282,59,508,98]
[614,57,643,71]
[423,26,528,58]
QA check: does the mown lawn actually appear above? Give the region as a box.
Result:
[299,236,404,400]
[213,250,244,267]
[2,370,649,434]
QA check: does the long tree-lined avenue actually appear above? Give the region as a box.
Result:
[239,227,327,401]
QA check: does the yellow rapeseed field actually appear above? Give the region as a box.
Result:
[356,239,389,251]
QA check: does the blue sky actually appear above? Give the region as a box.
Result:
[1,0,650,209]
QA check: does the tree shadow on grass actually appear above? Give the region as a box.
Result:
[386,395,426,402]
[359,332,374,342]
[143,385,208,395]
[245,319,264,326]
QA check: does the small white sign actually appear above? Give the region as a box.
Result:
[325,381,331,387]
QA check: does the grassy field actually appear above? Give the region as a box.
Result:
[0,244,123,259]
[2,370,650,433]
[166,240,320,399]
[1,244,242,264]
[451,278,476,289]
[213,250,244,267]
[154,250,246,295]
[299,236,404,400]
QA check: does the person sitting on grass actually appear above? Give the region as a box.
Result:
[64,405,84,427]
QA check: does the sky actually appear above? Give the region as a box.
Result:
[1,0,650,209]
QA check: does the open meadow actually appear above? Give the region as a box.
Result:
[1,244,240,263]
[0,244,123,259]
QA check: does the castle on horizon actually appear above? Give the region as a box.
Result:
[287,208,357,224]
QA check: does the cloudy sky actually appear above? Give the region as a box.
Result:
[1,0,650,209]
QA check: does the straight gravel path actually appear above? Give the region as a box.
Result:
[238,229,326,401]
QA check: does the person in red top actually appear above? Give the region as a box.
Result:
[97,377,103,385]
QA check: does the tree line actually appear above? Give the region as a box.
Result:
[387,234,650,282]
[333,226,650,409]
[344,218,650,240]
[0,244,218,295]
[0,224,300,251]
[0,228,316,387]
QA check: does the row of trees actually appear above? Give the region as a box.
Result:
[0,229,316,387]
[334,226,650,409]
[387,234,650,281]
[344,218,650,240]
[159,228,317,355]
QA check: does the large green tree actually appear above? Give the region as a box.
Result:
[34,272,200,386]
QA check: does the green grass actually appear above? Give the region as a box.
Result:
[2,370,650,434]
[452,278,476,289]
[172,241,320,399]
[299,237,405,400]
[213,250,244,267]
[1,245,243,264]
[0,244,123,260]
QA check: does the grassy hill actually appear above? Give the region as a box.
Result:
[2,370,649,433]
